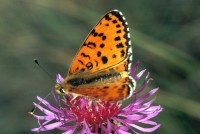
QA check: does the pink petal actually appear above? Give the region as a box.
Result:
[58,124,79,131]
[63,130,75,134]
[141,105,162,115]
[134,69,146,81]
[143,98,156,107]
[118,126,129,131]
[126,114,144,121]
[37,96,59,112]
[33,102,56,116]
[56,73,64,83]
[140,120,158,125]
[135,88,159,105]
[133,77,152,95]
[80,120,92,134]
[107,120,111,133]
[128,123,161,132]
[117,129,132,134]
[32,121,63,131]
[129,61,140,76]
[32,115,55,121]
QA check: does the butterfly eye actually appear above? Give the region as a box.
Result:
[59,86,65,94]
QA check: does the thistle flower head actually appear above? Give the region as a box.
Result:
[31,62,163,133]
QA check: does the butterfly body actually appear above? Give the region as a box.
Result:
[55,10,136,102]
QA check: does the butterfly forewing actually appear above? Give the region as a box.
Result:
[68,10,132,76]
[58,10,135,101]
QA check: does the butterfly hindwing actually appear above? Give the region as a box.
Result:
[69,78,133,102]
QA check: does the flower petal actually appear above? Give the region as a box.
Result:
[135,88,159,105]
[32,121,63,131]
[128,123,161,132]
[107,120,111,133]
[133,76,152,96]
[140,120,158,125]
[32,115,55,121]
[80,120,93,134]
[56,73,64,83]
[129,61,140,76]
[117,129,132,134]
[33,102,56,116]
[36,96,59,112]
[134,69,146,81]
[126,114,144,121]
[63,130,74,134]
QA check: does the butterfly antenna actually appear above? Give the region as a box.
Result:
[29,59,55,115]
[29,91,52,115]
[34,59,53,78]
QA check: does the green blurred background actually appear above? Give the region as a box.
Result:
[0,0,200,133]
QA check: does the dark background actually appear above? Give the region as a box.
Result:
[0,0,200,133]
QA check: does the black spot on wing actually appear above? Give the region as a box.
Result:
[98,33,104,37]
[116,43,124,48]
[95,60,98,67]
[97,51,101,57]
[81,52,90,59]
[91,29,95,34]
[78,60,84,65]
[100,43,105,48]
[87,42,96,49]
[114,36,121,41]
[112,20,117,24]
[112,54,117,58]
[102,36,106,40]
[86,62,93,70]
[102,56,108,64]
[105,23,109,26]
[93,32,98,37]
[105,14,112,21]
[120,49,125,57]
[116,30,121,33]
[116,24,121,28]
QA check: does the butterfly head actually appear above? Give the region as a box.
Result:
[55,83,66,95]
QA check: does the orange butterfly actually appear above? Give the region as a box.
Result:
[55,10,136,102]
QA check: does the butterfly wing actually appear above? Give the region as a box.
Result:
[68,77,135,102]
[58,10,135,101]
[67,10,132,76]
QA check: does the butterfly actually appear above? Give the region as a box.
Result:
[55,10,136,102]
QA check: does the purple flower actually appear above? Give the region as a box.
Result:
[31,62,163,133]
